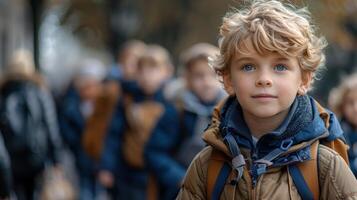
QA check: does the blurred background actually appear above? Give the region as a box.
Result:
[1,0,357,200]
[0,0,356,103]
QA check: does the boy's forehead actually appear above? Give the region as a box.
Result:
[232,38,291,60]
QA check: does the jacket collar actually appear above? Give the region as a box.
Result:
[202,95,338,159]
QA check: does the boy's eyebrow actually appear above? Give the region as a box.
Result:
[232,56,292,64]
[233,57,254,63]
[274,57,290,62]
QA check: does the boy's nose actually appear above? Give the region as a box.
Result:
[255,76,273,87]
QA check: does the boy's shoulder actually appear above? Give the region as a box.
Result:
[195,146,215,163]
[182,146,213,184]
[317,144,357,198]
[317,144,346,175]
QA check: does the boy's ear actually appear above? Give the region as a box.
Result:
[299,72,312,95]
[223,73,235,95]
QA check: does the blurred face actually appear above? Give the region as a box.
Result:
[343,88,357,128]
[137,60,170,95]
[77,78,102,101]
[226,40,308,122]
[119,50,141,80]
[186,59,221,102]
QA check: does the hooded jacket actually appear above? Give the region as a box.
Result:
[177,95,357,200]
[0,74,61,176]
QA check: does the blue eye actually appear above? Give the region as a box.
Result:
[241,64,255,72]
[274,64,287,71]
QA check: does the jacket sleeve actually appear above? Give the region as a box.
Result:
[318,145,357,200]
[99,103,125,172]
[176,147,211,200]
[39,88,62,164]
[145,104,185,188]
[58,95,82,153]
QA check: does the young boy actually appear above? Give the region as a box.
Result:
[99,44,179,199]
[177,1,357,199]
[83,40,146,163]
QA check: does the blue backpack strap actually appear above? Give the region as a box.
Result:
[288,165,314,200]
[223,133,246,183]
[207,150,232,200]
[211,162,231,200]
[288,141,320,200]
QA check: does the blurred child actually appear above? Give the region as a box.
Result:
[175,43,226,164]
[99,44,178,199]
[108,40,146,82]
[83,41,146,199]
[58,58,106,200]
[83,40,146,166]
[0,49,62,200]
[329,73,357,176]
[147,43,226,199]
[177,1,357,199]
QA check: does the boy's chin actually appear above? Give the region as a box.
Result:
[245,107,290,119]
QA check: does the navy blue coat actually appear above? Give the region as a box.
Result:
[58,85,96,176]
[100,87,180,192]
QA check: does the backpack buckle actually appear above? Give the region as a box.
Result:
[280,139,293,151]
[230,154,246,185]
[232,154,245,169]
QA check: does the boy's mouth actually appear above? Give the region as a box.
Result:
[251,94,278,99]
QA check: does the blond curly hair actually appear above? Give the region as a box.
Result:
[212,0,327,93]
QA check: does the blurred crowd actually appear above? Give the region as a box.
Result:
[0,40,226,200]
[0,39,356,200]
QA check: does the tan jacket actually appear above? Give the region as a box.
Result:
[177,100,357,200]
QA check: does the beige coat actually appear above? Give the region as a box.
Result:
[177,101,357,200]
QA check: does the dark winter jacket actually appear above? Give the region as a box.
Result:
[58,85,96,176]
[100,85,179,198]
[174,89,226,168]
[0,74,61,177]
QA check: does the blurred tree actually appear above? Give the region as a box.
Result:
[60,0,109,49]
[0,0,36,70]
[30,0,43,69]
